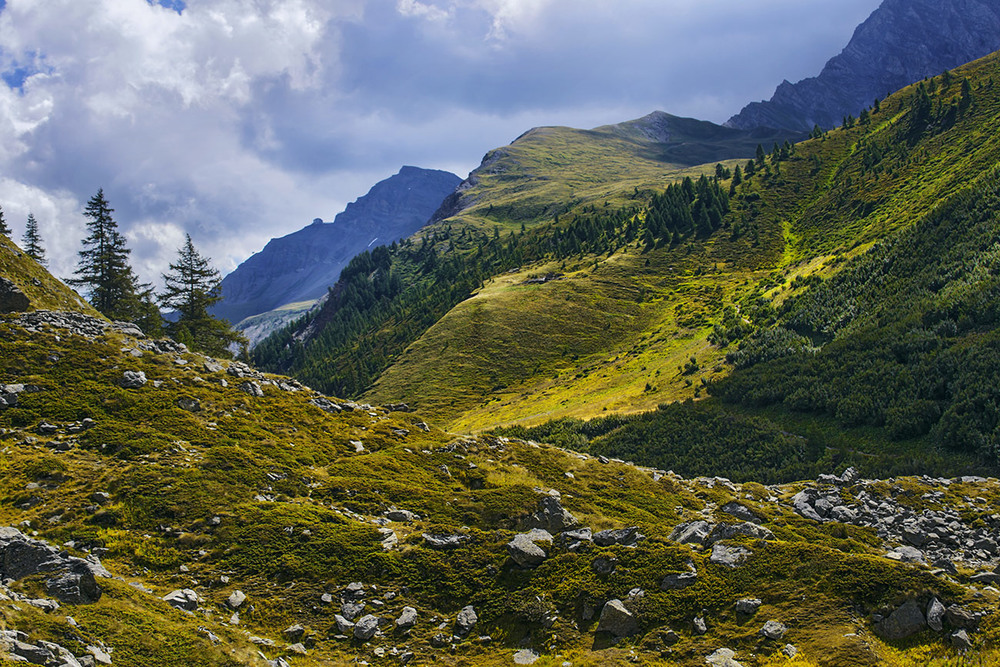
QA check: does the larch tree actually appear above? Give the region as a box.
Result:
[21,213,46,266]
[160,233,243,357]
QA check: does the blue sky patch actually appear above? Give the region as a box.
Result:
[148,0,185,14]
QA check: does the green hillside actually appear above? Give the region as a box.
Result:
[2,309,999,666]
[0,233,100,315]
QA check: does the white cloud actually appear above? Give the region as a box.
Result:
[0,0,884,293]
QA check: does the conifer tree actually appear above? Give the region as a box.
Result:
[21,213,46,266]
[69,189,142,320]
[0,204,10,237]
[160,234,243,357]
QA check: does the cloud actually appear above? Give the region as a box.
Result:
[0,0,883,292]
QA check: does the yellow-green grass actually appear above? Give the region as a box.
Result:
[0,234,99,315]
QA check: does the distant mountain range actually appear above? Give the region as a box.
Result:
[213,166,460,325]
[727,0,1000,131]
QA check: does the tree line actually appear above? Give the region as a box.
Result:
[0,190,242,357]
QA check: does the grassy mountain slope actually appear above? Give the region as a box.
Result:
[362,52,1000,435]
[2,310,998,666]
[0,234,99,315]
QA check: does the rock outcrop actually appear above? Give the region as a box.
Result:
[728,0,1000,131]
[0,528,110,604]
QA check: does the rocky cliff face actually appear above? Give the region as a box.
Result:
[214,166,460,325]
[727,0,1000,131]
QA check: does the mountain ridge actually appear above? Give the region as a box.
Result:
[727,0,1000,131]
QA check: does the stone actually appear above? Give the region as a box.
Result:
[90,492,111,505]
[969,571,1000,585]
[239,381,264,397]
[693,615,707,634]
[513,648,540,665]
[735,598,762,614]
[660,572,698,590]
[455,605,478,635]
[705,648,744,667]
[396,606,418,631]
[926,598,945,632]
[951,629,973,650]
[353,614,380,641]
[709,544,752,568]
[341,601,365,621]
[11,640,54,664]
[520,496,580,534]
[175,397,201,412]
[430,633,449,648]
[945,605,978,630]
[782,644,798,658]
[287,643,308,655]
[227,590,247,609]
[760,620,787,640]
[792,490,823,522]
[876,600,926,640]
[0,528,110,604]
[668,520,713,546]
[593,526,642,547]
[0,277,30,313]
[592,556,618,575]
[163,588,200,611]
[596,599,638,637]
[720,502,761,524]
[386,509,418,522]
[120,370,147,388]
[333,615,355,634]
[507,534,547,568]
[422,533,468,549]
[283,624,305,641]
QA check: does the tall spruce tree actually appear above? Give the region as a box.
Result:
[0,204,10,237]
[69,189,142,320]
[21,213,46,266]
[160,234,243,357]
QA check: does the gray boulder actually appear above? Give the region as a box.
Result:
[283,624,305,641]
[660,572,698,590]
[507,533,548,569]
[760,620,787,640]
[520,496,580,534]
[163,588,200,611]
[951,629,973,650]
[353,614,380,641]
[593,526,642,547]
[341,601,365,621]
[0,528,110,603]
[792,490,823,522]
[596,599,638,637]
[875,600,926,640]
[227,590,247,610]
[926,598,945,632]
[0,277,30,313]
[422,533,468,549]
[945,605,978,629]
[386,509,418,522]
[175,397,201,412]
[735,598,762,615]
[668,520,712,546]
[721,502,762,524]
[395,606,418,631]
[705,648,743,667]
[513,648,540,665]
[591,556,617,575]
[455,605,478,635]
[709,544,752,568]
[333,614,355,634]
[120,370,147,388]
[239,381,264,397]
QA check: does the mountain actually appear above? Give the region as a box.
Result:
[727,0,1000,131]
[213,166,461,325]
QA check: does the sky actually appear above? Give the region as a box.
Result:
[0,0,883,288]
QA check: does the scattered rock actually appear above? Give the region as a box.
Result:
[709,544,752,568]
[341,601,365,621]
[693,615,707,635]
[782,644,798,658]
[720,502,762,524]
[513,648,540,665]
[386,509,419,522]
[592,556,618,575]
[175,397,201,412]
[926,598,945,632]
[507,534,548,569]
[660,572,698,590]
[945,605,978,630]
[120,370,147,388]
[735,598,762,615]
[760,620,787,640]
[333,615,355,634]
[876,600,926,640]
[0,528,110,604]
[455,605,478,635]
[706,522,774,544]
[593,526,642,547]
[395,606,418,631]
[520,496,580,534]
[422,533,469,549]
[0,277,30,313]
[163,588,200,611]
[283,624,305,642]
[951,629,973,650]
[239,381,264,397]
[596,599,638,637]
[705,648,743,667]
[668,520,713,546]
[353,615,380,641]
